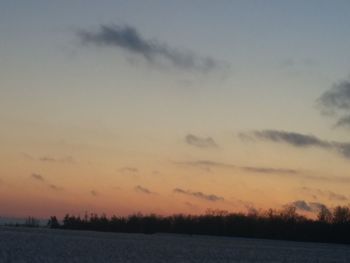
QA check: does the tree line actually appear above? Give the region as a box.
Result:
[47,205,350,244]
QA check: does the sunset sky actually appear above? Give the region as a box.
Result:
[2,1,350,218]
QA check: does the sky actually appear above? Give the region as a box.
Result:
[1,0,350,218]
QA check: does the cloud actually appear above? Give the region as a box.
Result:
[291,200,327,213]
[39,157,56,162]
[318,81,350,112]
[175,160,297,175]
[240,129,350,159]
[317,80,350,128]
[31,173,65,192]
[245,130,330,148]
[328,191,348,201]
[135,185,153,195]
[174,160,235,169]
[90,190,98,197]
[175,159,350,183]
[185,134,218,148]
[20,153,35,160]
[77,24,225,72]
[31,173,44,182]
[48,184,64,191]
[241,166,297,175]
[39,156,75,164]
[335,115,350,128]
[173,188,224,202]
[119,167,139,174]
[301,187,348,202]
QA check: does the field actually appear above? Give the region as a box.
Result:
[0,227,349,262]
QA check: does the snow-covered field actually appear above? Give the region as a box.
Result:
[0,227,349,262]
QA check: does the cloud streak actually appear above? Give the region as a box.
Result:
[135,185,154,195]
[185,134,218,148]
[173,188,224,202]
[175,160,297,175]
[77,24,225,72]
[119,167,139,175]
[31,173,44,182]
[175,159,350,183]
[30,173,64,191]
[245,130,330,148]
[39,156,75,164]
[240,129,350,159]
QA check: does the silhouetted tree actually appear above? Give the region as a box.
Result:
[48,205,350,244]
[318,206,332,223]
[47,216,60,228]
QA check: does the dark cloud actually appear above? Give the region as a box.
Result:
[173,188,224,202]
[185,134,218,148]
[240,130,350,159]
[77,24,225,72]
[247,130,330,148]
[90,190,98,197]
[333,142,350,159]
[291,200,327,213]
[292,200,311,211]
[317,81,350,128]
[335,115,350,128]
[318,81,350,112]
[31,173,44,182]
[135,185,153,195]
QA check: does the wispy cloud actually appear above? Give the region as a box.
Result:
[31,173,44,182]
[185,134,218,149]
[173,188,224,202]
[240,129,350,159]
[77,24,226,72]
[22,153,75,164]
[243,130,330,148]
[290,200,327,213]
[174,160,235,169]
[49,184,64,191]
[119,167,139,175]
[300,187,348,202]
[39,156,75,164]
[31,173,64,191]
[175,159,350,183]
[135,185,154,195]
[241,166,297,175]
[174,160,297,175]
